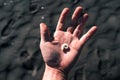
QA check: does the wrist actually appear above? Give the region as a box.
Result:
[42,65,66,80]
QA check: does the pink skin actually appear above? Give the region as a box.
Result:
[40,6,97,73]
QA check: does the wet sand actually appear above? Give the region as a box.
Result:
[0,0,120,80]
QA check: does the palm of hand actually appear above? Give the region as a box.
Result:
[41,31,80,69]
[40,6,97,72]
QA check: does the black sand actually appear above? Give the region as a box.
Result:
[0,0,120,80]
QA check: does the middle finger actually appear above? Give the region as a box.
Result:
[67,6,83,33]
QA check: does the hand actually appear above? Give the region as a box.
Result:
[40,6,97,73]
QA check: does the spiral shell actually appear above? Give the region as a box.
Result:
[61,43,69,50]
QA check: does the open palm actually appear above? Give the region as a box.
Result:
[40,6,97,72]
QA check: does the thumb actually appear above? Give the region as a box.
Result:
[40,23,50,43]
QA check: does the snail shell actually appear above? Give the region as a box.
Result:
[61,43,69,50]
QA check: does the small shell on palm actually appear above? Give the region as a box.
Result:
[61,43,69,50]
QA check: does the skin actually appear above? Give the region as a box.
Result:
[40,6,97,80]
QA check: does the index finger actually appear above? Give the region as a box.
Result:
[56,8,69,31]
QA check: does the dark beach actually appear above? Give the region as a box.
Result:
[0,0,120,80]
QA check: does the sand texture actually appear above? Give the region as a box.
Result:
[0,0,120,80]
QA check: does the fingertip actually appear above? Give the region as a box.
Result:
[84,13,89,16]
[87,26,97,36]
[40,23,46,27]
[40,23,48,30]
[40,22,44,25]
[92,26,98,32]
[63,7,70,11]
[76,6,83,10]
[40,23,43,29]
[83,13,89,18]
[62,7,70,14]
[62,7,70,15]
[93,26,97,28]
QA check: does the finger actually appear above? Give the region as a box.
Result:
[56,8,70,31]
[72,6,83,22]
[40,23,50,42]
[67,6,83,32]
[73,13,88,37]
[79,26,97,46]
